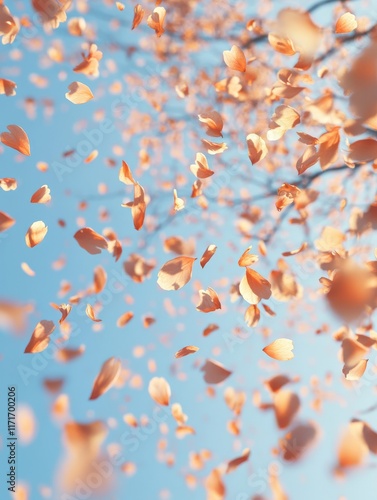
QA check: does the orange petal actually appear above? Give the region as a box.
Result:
[67,17,86,36]
[347,138,377,162]
[21,262,35,276]
[173,188,185,211]
[335,12,357,34]
[0,178,17,191]
[201,139,228,155]
[0,211,15,232]
[132,183,146,230]
[203,323,219,336]
[239,268,271,304]
[1,125,30,156]
[196,287,221,313]
[223,45,246,72]
[148,377,171,405]
[238,246,259,267]
[263,338,294,361]
[132,4,144,30]
[338,421,368,468]
[176,425,196,438]
[175,345,199,358]
[147,6,165,37]
[92,265,107,294]
[157,256,196,291]
[268,33,296,55]
[198,110,223,138]
[89,357,121,400]
[246,133,268,164]
[201,359,232,384]
[280,422,317,461]
[224,387,246,415]
[315,226,345,252]
[24,320,55,353]
[50,302,72,324]
[343,359,368,381]
[25,221,48,247]
[264,374,297,393]
[30,185,51,203]
[200,244,217,268]
[0,78,17,96]
[226,448,250,473]
[56,345,85,363]
[205,469,226,499]
[116,311,134,328]
[190,152,214,179]
[65,82,94,104]
[74,227,108,254]
[84,149,98,163]
[282,242,307,256]
[244,304,260,327]
[119,160,136,185]
[85,304,101,322]
[273,390,300,429]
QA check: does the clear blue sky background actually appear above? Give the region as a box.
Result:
[1,1,377,499]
